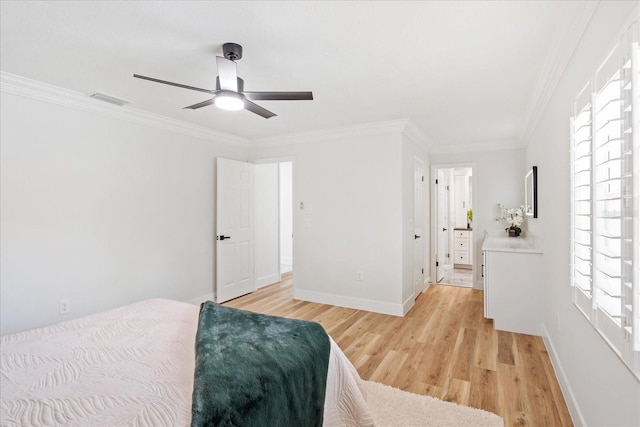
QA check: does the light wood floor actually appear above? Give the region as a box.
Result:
[224,280,573,427]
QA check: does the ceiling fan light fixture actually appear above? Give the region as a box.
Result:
[214,92,244,111]
[133,43,311,118]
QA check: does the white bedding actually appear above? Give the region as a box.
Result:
[0,299,374,426]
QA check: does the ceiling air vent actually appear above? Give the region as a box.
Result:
[89,92,129,106]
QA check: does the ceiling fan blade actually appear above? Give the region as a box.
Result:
[183,98,215,110]
[243,91,313,101]
[133,74,216,94]
[243,99,276,119]
[216,57,238,92]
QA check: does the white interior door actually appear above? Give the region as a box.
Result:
[216,158,256,302]
[436,169,450,282]
[413,159,424,296]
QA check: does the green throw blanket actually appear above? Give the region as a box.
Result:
[191,302,331,427]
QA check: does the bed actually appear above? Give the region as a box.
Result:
[0,298,374,426]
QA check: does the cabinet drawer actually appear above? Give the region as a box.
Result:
[455,238,470,251]
[454,230,471,238]
[455,253,470,264]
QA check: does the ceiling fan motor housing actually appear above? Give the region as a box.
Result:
[223,42,243,61]
[215,76,244,91]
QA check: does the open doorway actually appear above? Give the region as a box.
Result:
[431,165,474,287]
[254,160,294,288]
[279,162,293,280]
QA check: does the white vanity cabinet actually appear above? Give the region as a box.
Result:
[482,236,542,336]
[454,229,473,266]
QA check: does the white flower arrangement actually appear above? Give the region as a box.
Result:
[497,204,525,236]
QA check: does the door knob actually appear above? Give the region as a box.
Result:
[217,235,231,240]
[414,234,421,239]
[442,227,447,232]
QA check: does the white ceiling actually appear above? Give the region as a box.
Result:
[1,1,597,150]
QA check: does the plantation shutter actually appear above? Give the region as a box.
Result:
[629,35,640,359]
[593,40,628,352]
[570,20,640,376]
[571,83,594,317]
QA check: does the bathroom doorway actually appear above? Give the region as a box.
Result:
[432,165,474,287]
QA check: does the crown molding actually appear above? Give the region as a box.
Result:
[429,138,524,155]
[401,120,433,153]
[0,71,249,147]
[251,117,513,155]
[249,119,414,147]
[518,1,599,145]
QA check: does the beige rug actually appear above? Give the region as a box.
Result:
[361,381,504,427]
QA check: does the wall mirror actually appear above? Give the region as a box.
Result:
[525,166,538,218]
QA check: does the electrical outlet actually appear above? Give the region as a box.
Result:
[59,299,71,315]
[356,271,364,281]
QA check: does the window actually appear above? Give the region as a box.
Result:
[570,19,640,377]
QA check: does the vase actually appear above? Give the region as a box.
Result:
[508,228,521,237]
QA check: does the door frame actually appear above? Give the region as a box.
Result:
[435,168,451,282]
[430,162,476,287]
[413,156,425,298]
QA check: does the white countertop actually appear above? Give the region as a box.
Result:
[482,236,542,254]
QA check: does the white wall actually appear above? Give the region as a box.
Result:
[250,125,408,315]
[0,91,247,335]
[254,163,280,287]
[525,2,640,425]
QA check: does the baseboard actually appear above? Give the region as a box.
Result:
[402,294,415,315]
[422,277,432,293]
[256,274,280,288]
[474,279,484,290]
[280,271,293,280]
[184,292,214,305]
[541,324,584,427]
[294,288,405,316]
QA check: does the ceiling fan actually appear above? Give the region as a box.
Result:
[133,42,313,119]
